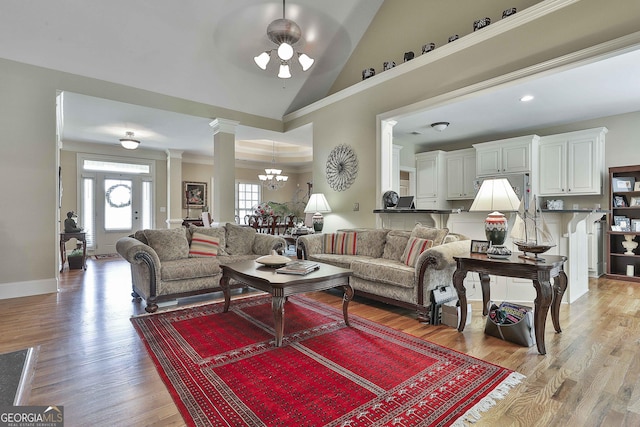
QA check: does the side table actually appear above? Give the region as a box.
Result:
[60,232,87,272]
[452,252,567,355]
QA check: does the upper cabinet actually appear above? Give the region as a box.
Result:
[538,127,607,196]
[415,150,448,209]
[473,135,539,177]
[446,148,476,200]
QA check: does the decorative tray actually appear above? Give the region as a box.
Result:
[255,254,291,268]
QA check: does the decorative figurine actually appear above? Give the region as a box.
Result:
[64,211,83,233]
[383,61,396,71]
[362,68,375,80]
[422,43,436,54]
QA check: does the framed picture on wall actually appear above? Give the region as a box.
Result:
[183,181,207,208]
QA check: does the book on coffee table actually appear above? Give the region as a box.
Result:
[276,260,320,275]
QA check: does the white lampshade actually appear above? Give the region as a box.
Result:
[254,51,271,70]
[469,178,521,212]
[278,63,291,79]
[298,53,315,71]
[304,193,332,214]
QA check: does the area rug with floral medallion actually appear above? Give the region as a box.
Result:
[131,294,524,426]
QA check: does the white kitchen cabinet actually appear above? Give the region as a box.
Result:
[415,150,448,209]
[446,148,476,200]
[538,127,607,196]
[474,135,539,177]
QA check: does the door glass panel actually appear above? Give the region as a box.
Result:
[82,177,95,248]
[142,180,152,230]
[104,179,132,231]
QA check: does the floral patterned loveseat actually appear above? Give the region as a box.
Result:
[116,223,285,313]
[297,224,470,322]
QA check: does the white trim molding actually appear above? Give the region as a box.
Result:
[0,278,58,300]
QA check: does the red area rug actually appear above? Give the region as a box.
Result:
[131,295,524,426]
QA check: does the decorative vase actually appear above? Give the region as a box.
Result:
[622,234,638,255]
[485,211,508,246]
[422,43,436,54]
[362,68,375,80]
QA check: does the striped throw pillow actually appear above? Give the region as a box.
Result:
[189,232,220,257]
[323,233,337,254]
[402,237,434,267]
[334,232,358,255]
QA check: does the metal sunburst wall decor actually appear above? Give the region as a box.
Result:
[326,144,358,192]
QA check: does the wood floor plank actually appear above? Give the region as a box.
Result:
[1,258,639,426]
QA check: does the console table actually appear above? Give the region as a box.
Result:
[452,253,567,355]
[59,232,87,272]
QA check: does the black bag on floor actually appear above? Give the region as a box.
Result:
[484,302,535,347]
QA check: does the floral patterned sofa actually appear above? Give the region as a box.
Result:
[116,223,286,313]
[297,224,470,322]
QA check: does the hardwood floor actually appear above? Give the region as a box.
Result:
[1,258,639,426]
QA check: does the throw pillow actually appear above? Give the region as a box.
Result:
[224,222,256,255]
[402,236,434,267]
[382,230,411,261]
[188,225,228,255]
[144,228,190,262]
[323,233,336,254]
[189,232,220,257]
[334,232,357,255]
[410,223,449,246]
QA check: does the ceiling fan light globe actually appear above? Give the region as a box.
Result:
[277,43,294,61]
[254,51,271,70]
[298,53,314,71]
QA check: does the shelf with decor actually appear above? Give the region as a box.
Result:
[606,165,640,282]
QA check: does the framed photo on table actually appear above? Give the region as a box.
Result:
[183,181,207,208]
[631,219,640,232]
[630,197,640,207]
[470,240,490,254]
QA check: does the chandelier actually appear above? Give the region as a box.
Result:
[259,142,288,190]
[253,0,314,79]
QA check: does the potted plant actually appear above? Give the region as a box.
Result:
[67,248,84,270]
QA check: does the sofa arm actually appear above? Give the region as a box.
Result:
[297,234,324,259]
[253,234,286,255]
[116,236,162,300]
[414,239,471,305]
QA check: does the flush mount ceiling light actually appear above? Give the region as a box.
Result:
[520,95,535,102]
[431,122,450,132]
[119,131,140,150]
[253,0,315,79]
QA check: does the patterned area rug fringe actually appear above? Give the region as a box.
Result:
[452,371,526,426]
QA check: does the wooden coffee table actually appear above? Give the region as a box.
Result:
[219,260,353,347]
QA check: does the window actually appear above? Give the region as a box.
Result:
[236,182,261,222]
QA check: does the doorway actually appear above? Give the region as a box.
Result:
[78,155,154,255]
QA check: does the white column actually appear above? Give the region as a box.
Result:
[210,118,239,223]
[166,149,184,229]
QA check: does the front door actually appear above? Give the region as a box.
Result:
[95,175,141,255]
[81,172,153,255]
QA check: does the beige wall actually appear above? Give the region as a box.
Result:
[330,0,542,94]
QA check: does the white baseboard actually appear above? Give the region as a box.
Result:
[0,278,58,300]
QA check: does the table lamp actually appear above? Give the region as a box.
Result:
[304,193,332,232]
[469,178,521,258]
